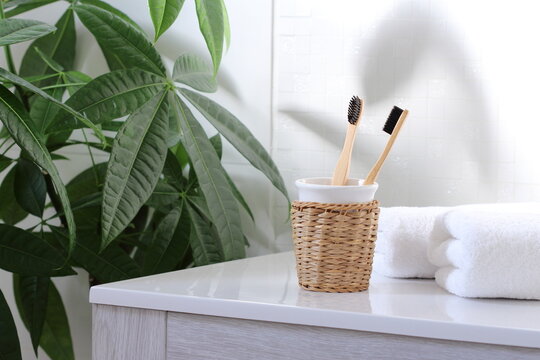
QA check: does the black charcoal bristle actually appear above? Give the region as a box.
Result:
[383,106,403,134]
[347,96,362,125]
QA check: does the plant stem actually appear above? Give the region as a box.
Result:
[0,2,30,110]
[0,141,15,156]
[0,136,9,150]
[81,128,100,187]
[44,173,68,229]
[0,4,15,74]
[3,46,16,74]
[41,82,86,90]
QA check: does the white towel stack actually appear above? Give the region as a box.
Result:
[374,203,540,299]
[428,203,540,300]
[373,207,449,278]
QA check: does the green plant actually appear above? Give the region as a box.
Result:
[0,0,288,358]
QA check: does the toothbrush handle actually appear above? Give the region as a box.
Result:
[332,123,357,185]
[363,110,408,185]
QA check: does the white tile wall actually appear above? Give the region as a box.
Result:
[272,0,540,212]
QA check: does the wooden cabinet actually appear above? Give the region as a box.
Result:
[92,305,540,360]
[90,253,540,359]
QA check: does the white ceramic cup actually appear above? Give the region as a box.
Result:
[295,177,378,204]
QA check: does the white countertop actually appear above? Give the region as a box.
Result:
[90,252,540,348]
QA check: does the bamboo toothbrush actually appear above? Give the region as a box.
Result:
[331,96,364,185]
[363,106,409,185]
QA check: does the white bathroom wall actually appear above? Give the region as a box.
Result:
[271,0,540,247]
[4,0,540,358]
[272,0,540,220]
[0,1,275,359]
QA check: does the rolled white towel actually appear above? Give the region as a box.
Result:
[428,203,540,255]
[428,203,540,299]
[373,207,450,278]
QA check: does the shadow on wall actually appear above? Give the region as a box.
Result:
[361,0,498,182]
[278,110,378,149]
[279,0,499,204]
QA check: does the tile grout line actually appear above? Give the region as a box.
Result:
[269,0,278,223]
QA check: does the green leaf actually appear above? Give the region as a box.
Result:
[71,0,145,74]
[146,181,180,208]
[0,154,13,173]
[174,141,189,168]
[49,192,101,221]
[221,0,230,50]
[79,0,145,34]
[100,120,123,132]
[51,227,140,283]
[186,200,223,266]
[0,85,76,254]
[0,125,9,137]
[167,92,182,147]
[30,75,64,136]
[225,172,254,222]
[194,0,225,75]
[174,96,244,260]
[62,71,91,96]
[207,134,253,219]
[48,69,167,134]
[0,19,55,46]
[180,88,289,200]
[162,149,186,191]
[149,0,185,42]
[66,163,106,230]
[10,72,59,86]
[172,53,216,92]
[38,83,78,91]
[4,0,54,8]
[40,282,75,360]
[19,9,75,82]
[101,91,169,248]
[63,71,92,84]
[0,224,72,276]
[96,41,124,72]
[34,46,64,72]
[0,167,28,225]
[0,68,105,143]
[13,275,49,355]
[71,191,101,211]
[67,163,106,197]
[77,0,146,73]
[207,134,252,219]
[14,158,46,217]
[75,236,140,283]
[0,289,21,360]
[186,194,208,215]
[209,133,222,158]
[74,4,166,76]
[21,73,68,147]
[143,202,190,274]
[50,153,68,161]
[5,0,57,18]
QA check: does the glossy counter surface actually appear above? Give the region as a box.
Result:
[90,252,540,348]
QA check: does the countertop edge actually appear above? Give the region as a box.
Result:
[89,287,540,349]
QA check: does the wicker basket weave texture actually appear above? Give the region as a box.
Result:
[291,200,380,293]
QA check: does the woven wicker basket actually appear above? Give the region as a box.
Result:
[291,200,380,293]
